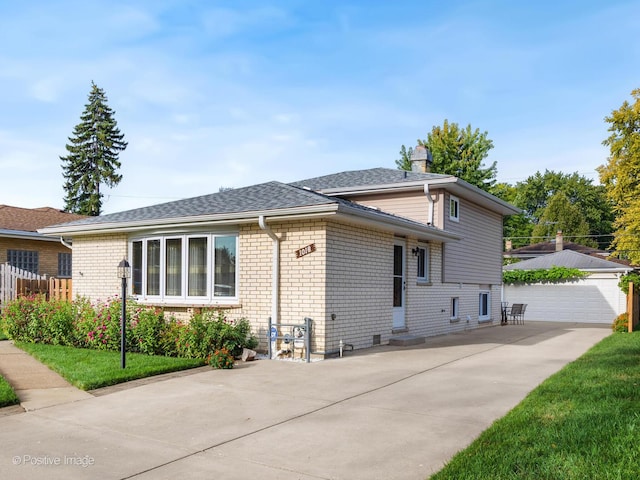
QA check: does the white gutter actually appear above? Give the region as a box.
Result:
[424,183,434,225]
[60,237,72,249]
[258,215,280,336]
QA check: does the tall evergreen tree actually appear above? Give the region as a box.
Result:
[61,82,127,216]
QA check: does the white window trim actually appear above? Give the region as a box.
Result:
[129,232,239,305]
[479,291,491,321]
[416,245,429,283]
[449,194,460,222]
[450,297,459,321]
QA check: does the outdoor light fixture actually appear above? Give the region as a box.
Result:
[117,259,131,369]
[412,247,420,257]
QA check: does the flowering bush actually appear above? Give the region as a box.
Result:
[209,348,234,369]
[1,296,257,364]
[612,312,629,333]
[2,295,75,345]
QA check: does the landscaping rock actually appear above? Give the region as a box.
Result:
[242,348,257,362]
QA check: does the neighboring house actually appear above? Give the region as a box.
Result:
[40,163,519,355]
[0,205,86,278]
[503,249,633,323]
[504,230,612,261]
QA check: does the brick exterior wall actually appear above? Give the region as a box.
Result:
[325,222,392,351]
[0,237,71,278]
[237,221,327,352]
[71,234,128,300]
[69,219,501,358]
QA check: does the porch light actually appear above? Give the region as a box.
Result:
[117,259,131,369]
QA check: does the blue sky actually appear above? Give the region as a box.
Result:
[1,0,639,214]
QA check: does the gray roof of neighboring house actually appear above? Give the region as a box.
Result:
[290,168,451,190]
[504,249,632,272]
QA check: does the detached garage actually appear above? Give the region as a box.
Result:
[503,249,633,323]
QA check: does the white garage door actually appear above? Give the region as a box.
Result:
[503,273,626,323]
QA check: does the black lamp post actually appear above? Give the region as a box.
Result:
[117,259,131,369]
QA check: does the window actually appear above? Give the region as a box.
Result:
[7,250,38,274]
[58,253,72,278]
[130,233,238,303]
[449,195,460,222]
[416,246,429,282]
[451,297,459,320]
[479,291,491,321]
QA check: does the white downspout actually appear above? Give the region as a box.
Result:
[259,215,280,333]
[424,183,434,225]
[60,237,72,249]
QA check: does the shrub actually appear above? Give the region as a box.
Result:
[503,266,588,285]
[210,348,234,369]
[618,272,640,294]
[2,295,75,345]
[1,296,257,362]
[612,312,629,332]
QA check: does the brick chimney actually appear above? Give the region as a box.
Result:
[555,230,563,251]
[410,145,433,173]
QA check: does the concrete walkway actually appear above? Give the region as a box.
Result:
[0,341,91,412]
[0,322,611,480]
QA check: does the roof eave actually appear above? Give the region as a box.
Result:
[0,229,62,242]
[335,203,461,242]
[38,204,342,236]
[316,177,520,216]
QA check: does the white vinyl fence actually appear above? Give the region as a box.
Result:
[0,263,46,312]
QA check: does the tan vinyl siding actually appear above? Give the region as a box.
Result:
[349,190,438,225]
[443,193,503,284]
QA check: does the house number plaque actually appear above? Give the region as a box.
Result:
[295,243,316,258]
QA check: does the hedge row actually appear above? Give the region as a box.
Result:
[1,295,257,365]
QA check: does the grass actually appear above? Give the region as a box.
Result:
[430,332,640,479]
[0,330,8,341]
[0,375,19,407]
[16,342,206,391]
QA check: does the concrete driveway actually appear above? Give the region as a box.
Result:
[0,322,610,480]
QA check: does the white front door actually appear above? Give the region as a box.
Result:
[393,240,406,329]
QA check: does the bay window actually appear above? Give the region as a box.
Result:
[130,233,238,303]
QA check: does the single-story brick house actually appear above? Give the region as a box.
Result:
[41,164,518,355]
[0,205,86,277]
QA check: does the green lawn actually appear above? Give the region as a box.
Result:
[0,375,19,407]
[16,342,206,391]
[430,332,640,479]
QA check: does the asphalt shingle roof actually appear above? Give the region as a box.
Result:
[0,205,86,232]
[504,249,631,271]
[289,168,451,191]
[50,181,339,228]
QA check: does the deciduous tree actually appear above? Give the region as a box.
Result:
[397,120,496,191]
[598,88,640,261]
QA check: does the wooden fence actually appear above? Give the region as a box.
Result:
[627,282,640,332]
[0,263,72,312]
[15,277,73,301]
